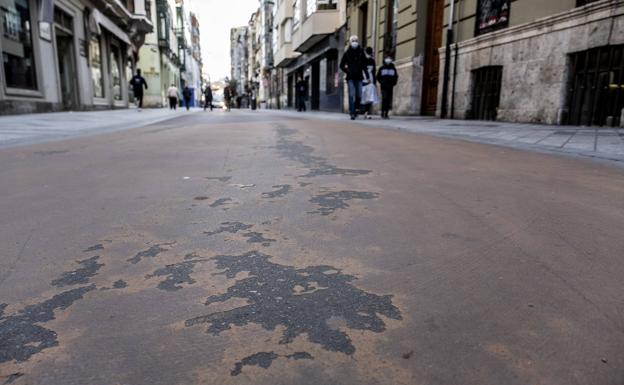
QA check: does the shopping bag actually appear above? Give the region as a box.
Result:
[362,83,379,105]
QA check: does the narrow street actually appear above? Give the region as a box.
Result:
[1,110,623,385]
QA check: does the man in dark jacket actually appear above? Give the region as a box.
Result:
[295,76,307,112]
[129,69,148,110]
[204,84,213,111]
[182,86,192,110]
[340,35,369,120]
[376,55,399,119]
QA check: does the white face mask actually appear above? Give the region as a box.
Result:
[384,58,392,64]
[350,42,359,49]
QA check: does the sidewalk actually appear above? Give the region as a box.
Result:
[0,108,201,148]
[260,109,624,167]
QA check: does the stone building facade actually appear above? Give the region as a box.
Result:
[438,0,624,127]
[0,0,152,114]
[231,26,249,96]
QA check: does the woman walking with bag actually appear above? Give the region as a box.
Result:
[361,47,378,119]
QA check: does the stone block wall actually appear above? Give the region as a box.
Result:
[392,55,424,115]
[437,0,624,124]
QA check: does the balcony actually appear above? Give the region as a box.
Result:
[274,41,300,67]
[292,9,339,53]
[275,0,293,24]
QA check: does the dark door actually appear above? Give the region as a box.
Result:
[55,30,78,110]
[421,0,444,115]
[359,2,368,45]
[311,62,320,110]
[471,66,503,121]
[566,45,624,127]
[287,74,293,108]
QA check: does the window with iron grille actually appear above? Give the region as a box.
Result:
[470,66,503,121]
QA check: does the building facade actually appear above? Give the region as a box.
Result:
[438,0,624,127]
[0,0,153,114]
[231,26,249,96]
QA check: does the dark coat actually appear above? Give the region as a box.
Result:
[130,75,147,94]
[365,56,376,84]
[295,80,308,96]
[377,63,398,89]
[182,87,192,100]
[339,46,369,81]
[204,87,213,101]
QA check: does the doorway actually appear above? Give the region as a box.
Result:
[470,66,503,121]
[54,8,78,110]
[359,2,368,45]
[311,61,320,110]
[421,0,444,115]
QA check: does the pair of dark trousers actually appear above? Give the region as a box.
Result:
[135,92,144,108]
[184,98,191,110]
[381,88,394,115]
[296,95,306,111]
[169,97,177,109]
[347,80,362,116]
[204,100,212,111]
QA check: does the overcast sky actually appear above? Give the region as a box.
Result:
[190,0,259,82]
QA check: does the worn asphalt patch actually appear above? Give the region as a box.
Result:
[82,244,104,253]
[186,251,401,358]
[204,222,253,236]
[261,184,292,199]
[274,127,371,178]
[127,243,175,264]
[209,198,233,209]
[50,256,104,287]
[230,351,313,376]
[0,285,95,363]
[146,258,207,291]
[308,191,380,216]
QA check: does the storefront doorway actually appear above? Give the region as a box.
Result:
[54,8,78,110]
[422,0,444,115]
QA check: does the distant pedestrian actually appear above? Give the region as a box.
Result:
[204,84,213,111]
[361,46,377,119]
[377,55,398,119]
[295,76,307,112]
[129,69,148,110]
[167,84,178,110]
[223,83,232,112]
[182,86,192,111]
[340,35,369,120]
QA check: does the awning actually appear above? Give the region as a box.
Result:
[89,8,132,46]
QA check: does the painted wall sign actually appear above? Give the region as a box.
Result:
[475,0,510,35]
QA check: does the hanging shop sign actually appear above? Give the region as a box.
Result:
[475,0,510,36]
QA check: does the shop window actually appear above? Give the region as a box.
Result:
[326,50,338,94]
[110,43,123,101]
[475,0,510,36]
[89,36,104,98]
[470,66,503,121]
[2,0,38,90]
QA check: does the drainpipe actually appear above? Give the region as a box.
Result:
[450,0,460,119]
[440,0,455,119]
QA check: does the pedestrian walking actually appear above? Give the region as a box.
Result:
[182,86,192,111]
[223,83,232,112]
[129,69,148,111]
[167,84,178,110]
[204,84,213,111]
[377,55,398,119]
[295,76,307,112]
[361,47,378,119]
[340,35,369,120]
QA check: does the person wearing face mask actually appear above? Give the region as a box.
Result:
[340,35,370,120]
[376,56,399,119]
[361,46,378,119]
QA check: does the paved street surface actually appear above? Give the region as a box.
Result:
[1,110,623,385]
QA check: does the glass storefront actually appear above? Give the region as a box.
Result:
[110,43,122,101]
[89,36,104,97]
[2,0,38,90]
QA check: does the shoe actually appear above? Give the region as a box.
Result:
[350,115,355,120]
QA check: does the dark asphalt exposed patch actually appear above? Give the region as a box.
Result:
[99,279,128,291]
[309,191,379,216]
[50,256,104,287]
[204,222,253,236]
[0,285,95,363]
[127,243,175,264]
[231,351,313,376]
[209,198,233,208]
[205,176,232,182]
[82,244,104,252]
[186,251,401,357]
[194,196,209,201]
[274,127,371,178]
[262,184,292,199]
[2,372,24,384]
[242,232,276,247]
[146,258,206,291]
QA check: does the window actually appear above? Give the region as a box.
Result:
[383,0,398,56]
[475,0,510,36]
[293,0,300,28]
[2,0,38,90]
[110,43,122,101]
[306,0,316,18]
[326,50,338,94]
[470,66,503,121]
[89,36,104,97]
[576,0,600,6]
